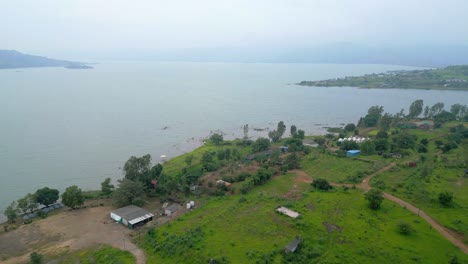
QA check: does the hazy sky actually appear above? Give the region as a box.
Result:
[2,0,468,58]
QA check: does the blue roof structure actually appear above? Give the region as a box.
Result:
[346,150,361,156]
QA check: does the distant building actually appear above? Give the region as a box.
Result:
[165,204,182,216]
[346,150,361,157]
[285,237,301,253]
[216,180,232,187]
[110,205,154,229]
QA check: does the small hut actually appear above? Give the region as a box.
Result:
[165,204,182,216]
[285,237,301,253]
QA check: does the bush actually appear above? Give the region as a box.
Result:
[312,179,333,191]
[398,222,413,235]
[438,191,454,207]
[30,252,44,264]
[364,189,384,210]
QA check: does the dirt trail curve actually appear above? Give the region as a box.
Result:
[297,163,468,254]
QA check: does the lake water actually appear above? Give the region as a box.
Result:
[1,61,467,221]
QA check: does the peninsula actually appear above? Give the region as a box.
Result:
[297,65,468,91]
[0,50,92,70]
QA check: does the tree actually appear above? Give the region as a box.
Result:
[423,106,430,118]
[243,124,249,140]
[408,99,424,118]
[438,191,453,207]
[5,201,17,223]
[312,178,333,191]
[344,123,356,132]
[360,140,376,155]
[374,138,388,152]
[398,222,413,235]
[268,121,286,143]
[361,106,384,127]
[392,132,417,149]
[184,154,194,166]
[295,129,305,139]
[17,193,38,214]
[112,178,145,207]
[252,137,270,152]
[209,133,224,145]
[277,121,286,138]
[290,125,297,137]
[101,178,115,195]
[376,130,388,139]
[61,185,84,209]
[35,187,59,207]
[285,153,300,169]
[30,252,44,264]
[379,113,393,131]
[364,189,383,210]
[123,154,153,189]
[430,102,445,117]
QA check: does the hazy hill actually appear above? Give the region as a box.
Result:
[0,50,91,69]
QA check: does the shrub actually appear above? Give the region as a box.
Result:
[398,222,413,235]
[312,179,333,191]
[438,191,454,207]
[30,252,44,264]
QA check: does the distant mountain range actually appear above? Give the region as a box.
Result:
[102,43,468,68]
[0,50,91,69]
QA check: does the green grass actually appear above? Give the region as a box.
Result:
[48,245,135,264]
[370,139,468,236]
[300,150,383,183]
[141,172,467,263]
[162,141,252,177]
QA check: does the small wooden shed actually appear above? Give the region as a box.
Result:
[285,237,301,253]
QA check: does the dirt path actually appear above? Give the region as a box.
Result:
[359,163,396,191]
[294,165,468,254]
[0,206,147,264]
[383,192,468,254]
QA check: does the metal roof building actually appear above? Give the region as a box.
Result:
[110,205,154,229]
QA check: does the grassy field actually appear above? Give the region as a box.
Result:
[141,172,467,263]
[370,143,468,237]
[43,245,135,264]
[300,149,386,183]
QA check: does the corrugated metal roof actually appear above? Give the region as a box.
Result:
[165,204,182,213]
[112,205,153,224]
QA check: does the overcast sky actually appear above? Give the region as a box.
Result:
[1,0,468,59]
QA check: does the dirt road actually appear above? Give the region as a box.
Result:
[297,164,468,254]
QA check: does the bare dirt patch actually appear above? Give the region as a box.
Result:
[0,205,147,264]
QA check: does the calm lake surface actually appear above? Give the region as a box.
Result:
[1,62,467,221]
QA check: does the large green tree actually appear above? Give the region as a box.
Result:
[35,187,59,207]
[17,193,38,214]
[101,178,115,195]
[361,106,384,127]
[365,189,384,210]
[61,185,84,209]
[252,137,271,152]
[408,99,424,118]
[123,154,162,189]
[5,201,17,223]
[209,133,224,145]
[112,178,145,207]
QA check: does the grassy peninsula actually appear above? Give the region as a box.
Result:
[2,100,468,263]
[298,65,468,91]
